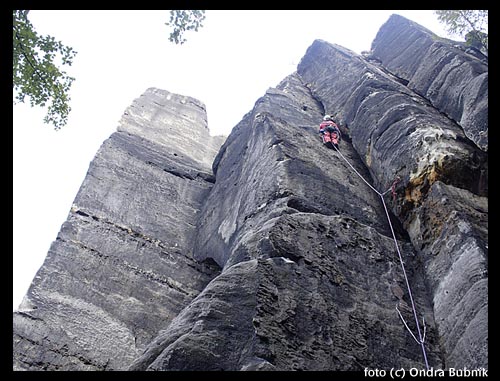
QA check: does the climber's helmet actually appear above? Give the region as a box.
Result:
[323,115,332,121]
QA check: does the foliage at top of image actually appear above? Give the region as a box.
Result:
[13,10,77,130]
[435,10,488,54]
[166,10,206,45]
[13,10,206,131]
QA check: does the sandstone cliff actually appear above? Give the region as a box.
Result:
[13,15,487,371]
[13,89,224,370]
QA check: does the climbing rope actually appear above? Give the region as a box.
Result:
[331,144,430,370]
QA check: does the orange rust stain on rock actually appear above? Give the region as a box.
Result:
[405,165,441,206]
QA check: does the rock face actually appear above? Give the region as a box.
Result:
[13,88,224,370]
[14,15,487,371]
[129,73,442,371]
[369,14,488,152]
[296,37,488,370]
[406,182,487,368]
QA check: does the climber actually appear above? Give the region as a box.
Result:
[319,115,341,149]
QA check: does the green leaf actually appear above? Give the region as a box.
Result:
[434,10,488,54]
[165,10,205,45]
[12,10,77,130]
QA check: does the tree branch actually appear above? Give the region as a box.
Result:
[13,26,52,101]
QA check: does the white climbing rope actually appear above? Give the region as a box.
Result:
[331,143,430,370]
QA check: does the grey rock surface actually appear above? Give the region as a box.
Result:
[297,38,487,369]
[14,15,487,372]
[405,181,488,369]
[13,88,224,370]
[132,214,442,371]
[132,72,441,370]
[195,73,393,269]
[370,14,488,151]
[297,39,487,205]
[118,87,225,171]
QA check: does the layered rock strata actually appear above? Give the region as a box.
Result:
[369,14,488,152]
[14,15,487,371]
[297,38,487,369]
[13,89,224,370]
[130,73,442,370]
[132,35,487,370]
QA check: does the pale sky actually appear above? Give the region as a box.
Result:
[13,10,457,310]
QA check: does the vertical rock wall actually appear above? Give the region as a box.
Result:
[370,14,488,152]
[13,88,224,370]
[297,37,487,369]
[14,15,487,372]
[130,73,442,371]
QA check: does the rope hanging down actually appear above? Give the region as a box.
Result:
[331,144,430,370]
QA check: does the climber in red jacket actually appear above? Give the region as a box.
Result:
[319,115,341,149]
